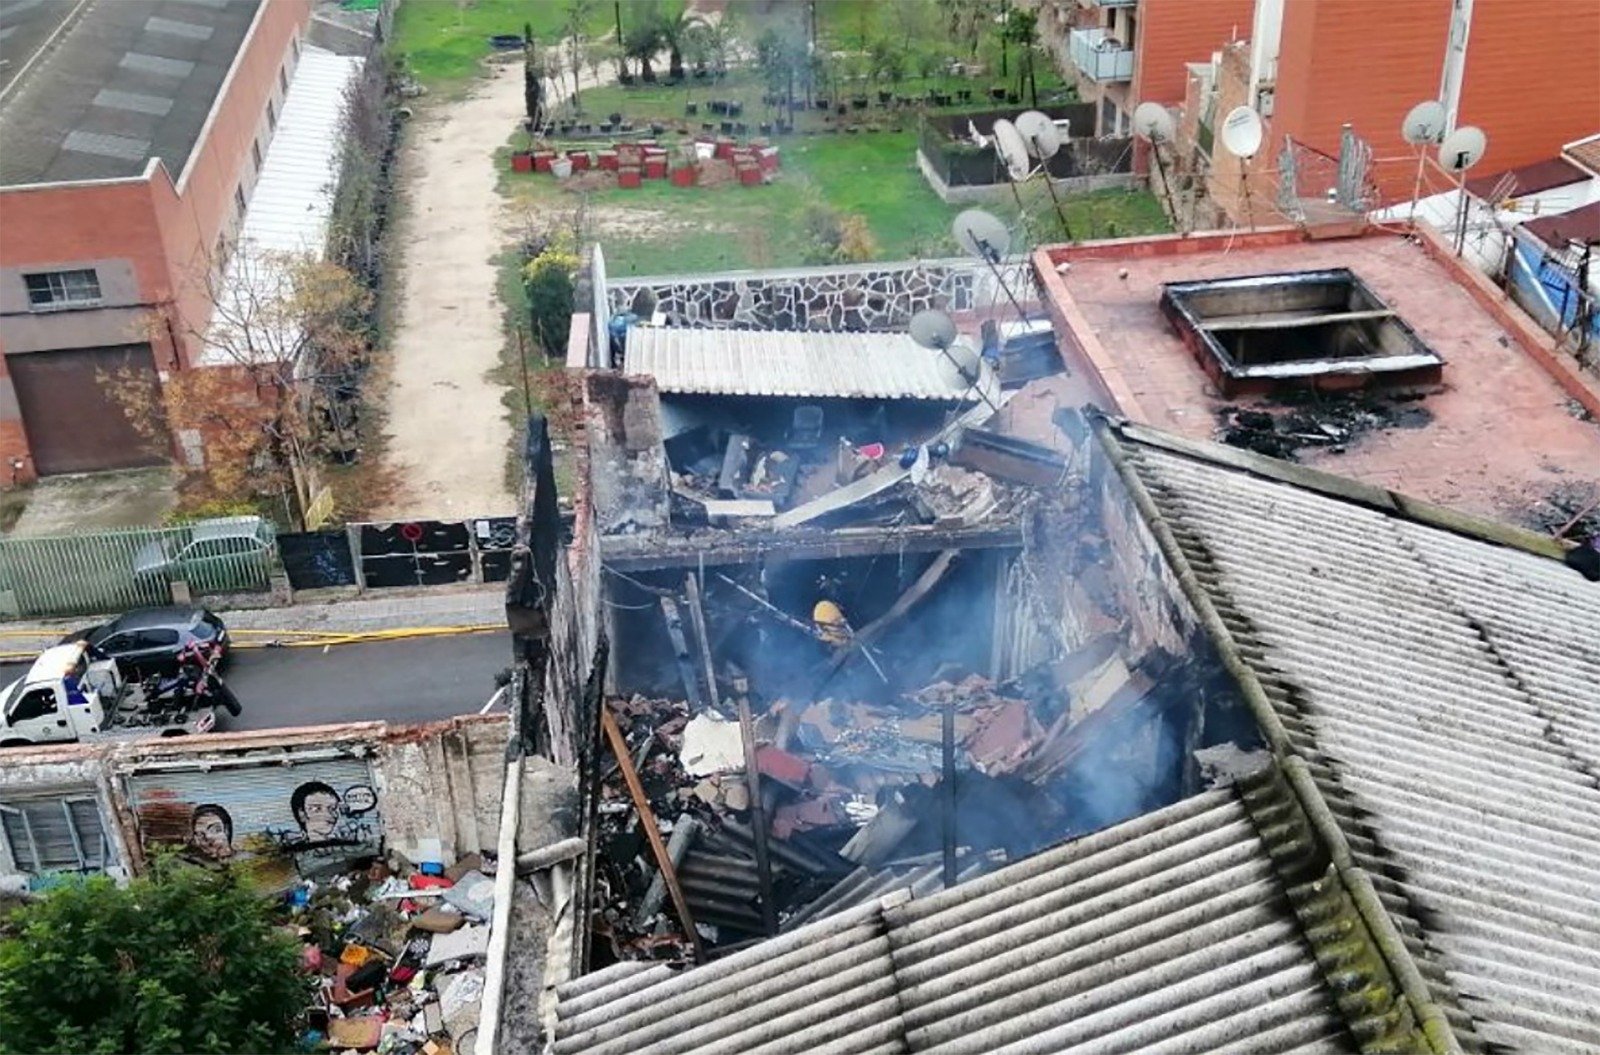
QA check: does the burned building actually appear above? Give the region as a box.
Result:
[547,413,1600,1055]
[484,233,1599,1053]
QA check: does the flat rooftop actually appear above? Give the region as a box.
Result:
[0,0,260,187]
[1034,230,1600,525]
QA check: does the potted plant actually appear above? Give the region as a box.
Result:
[685,102,698,115]
[609,111,624,125]
[989,86,1006,101]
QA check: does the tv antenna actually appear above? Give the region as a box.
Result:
[1015,110,1074,240]
[952,208,1028,320]
[1132,102,1181,233]
[1401,100,1448,224]
[1219,106,1264,229]
[910,309,998,413]
[1438,125,1488,255]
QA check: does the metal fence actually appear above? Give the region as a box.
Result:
[0,521,277,619]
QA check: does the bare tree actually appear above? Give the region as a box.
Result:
[119,247,370,525]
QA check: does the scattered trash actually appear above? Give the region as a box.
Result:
[1216,391,1432,460]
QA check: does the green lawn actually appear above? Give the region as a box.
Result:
[503,129,1170,276]
[392,0,612,89]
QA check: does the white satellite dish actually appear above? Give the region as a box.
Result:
[1014,110,1061,159]
[1131,101,1176,144]
[992,118,1032,182]
[909,309,958,352]
[1438,125,1487,172]
[1220,106,1264,159]
[1401,100,1447,145]
[953,209,1011,261]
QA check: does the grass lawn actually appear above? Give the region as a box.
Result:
[501,129,1170,277]
[392,0,611,90]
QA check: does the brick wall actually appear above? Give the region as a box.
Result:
[1133,0,1255,107]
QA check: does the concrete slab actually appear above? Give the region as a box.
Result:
[4,467,179,538]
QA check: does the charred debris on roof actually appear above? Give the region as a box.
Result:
[583,399,1264,962]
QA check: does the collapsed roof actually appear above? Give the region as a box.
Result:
[555,414,1600,1054]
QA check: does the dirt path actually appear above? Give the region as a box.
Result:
[372,63,523,520]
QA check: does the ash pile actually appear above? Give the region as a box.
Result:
[281,849,499,1054]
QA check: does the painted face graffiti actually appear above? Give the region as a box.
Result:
[190,804,235,861]
[291,781,342,843]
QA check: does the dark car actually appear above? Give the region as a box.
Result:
[63,607,230,676]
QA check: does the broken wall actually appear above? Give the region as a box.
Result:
[0,717,509,888]
[584,373,670,538]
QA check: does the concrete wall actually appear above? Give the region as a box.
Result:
[917,148,1137,205]
[0,716,508,888]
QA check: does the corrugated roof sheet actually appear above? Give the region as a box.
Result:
[552,789,1357,1054]
[1563,132,1600,176]
[201,44,361,365]
[1464,157,1588,199]
[1120,436,1600,1055]
[624,327,986,401]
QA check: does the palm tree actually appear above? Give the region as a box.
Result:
[658,1,707,83]
[624,14,663,82]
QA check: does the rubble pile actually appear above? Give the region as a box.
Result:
[593,674,1079,951]
[283,851,498,1055]
[1216,392,1433,460]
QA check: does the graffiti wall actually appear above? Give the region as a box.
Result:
[126,757,382,887]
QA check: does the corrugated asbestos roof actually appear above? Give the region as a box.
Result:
[624,327,983,401]
[1118,432,1600,1055]
[552,789,1358,1054]
[201,44,361,365]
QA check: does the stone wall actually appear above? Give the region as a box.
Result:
[607,257,1038,334]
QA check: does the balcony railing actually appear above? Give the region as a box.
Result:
[1069,28,1135,83]
[1085,0,1138,7]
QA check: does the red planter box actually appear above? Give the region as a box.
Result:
[715,138,736,160]
[618,167,643,189]
[532,151,555,173]
[597,151,619,171]
[568,151,591,172]
[738,166,763,186]
[670,167,696,187]
[759,147,781,172]
[644,158,667,179]
[510,152,533,173]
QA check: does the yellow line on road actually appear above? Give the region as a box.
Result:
[0,624,506,661]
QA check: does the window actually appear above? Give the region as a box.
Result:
[0,798,114,874]
[10,688,58,723]
[267,98,277,131]
[279,65,289,93]
[133,629,181,649]
[251,139,263,173]
[234,184,247,217]
[23,269,101,308]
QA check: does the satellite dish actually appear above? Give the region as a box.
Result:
[909,309,958,352]
[1401,100,1447,145]
[1132,101,1176,144]
[1220,107,1264,159]
[992,118,1032,181]
[1438,125,1487,172]
[953,209,1011,261]
[1014,110,1061,159]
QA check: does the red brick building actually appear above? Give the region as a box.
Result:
[0,0,312,484]
[1176,0,1600,224]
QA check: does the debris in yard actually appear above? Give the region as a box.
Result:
[279,846,500,1054]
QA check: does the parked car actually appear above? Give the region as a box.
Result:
[62,606,230,677]
[131,516,275,594]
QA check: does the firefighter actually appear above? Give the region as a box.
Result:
[812,576,851,647]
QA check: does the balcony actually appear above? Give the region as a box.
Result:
[1083,0,1138,7]
[1069,29,1135,83]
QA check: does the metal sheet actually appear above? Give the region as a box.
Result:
[624,328,983,401]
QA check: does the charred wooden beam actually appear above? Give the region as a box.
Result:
[602,522,1022,571]
[601,705,707,963]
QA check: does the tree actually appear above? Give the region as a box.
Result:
[563,0,596,107]
[756,25,807,115]
[0,859,309,1053]
[524,42,545,130]
[623,6,664,82]
[1005,7,1039,106]
[656,0,705,82]
[523,236,580,358]
[126,248,370,526]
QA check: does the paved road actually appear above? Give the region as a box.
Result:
[0,632,514,733]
